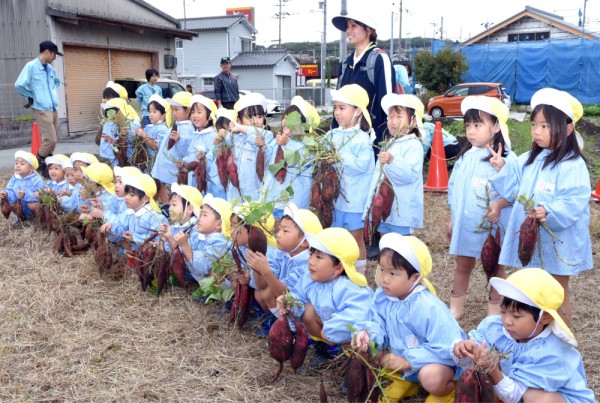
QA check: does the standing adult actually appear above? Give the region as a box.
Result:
[136,68,162,128]
[15,41,63,175]
[331,12,396,147]
[213,57,239,109]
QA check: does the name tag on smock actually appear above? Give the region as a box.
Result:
[406,334,420,349]
[535,181,555,196]
[471,177,488,188]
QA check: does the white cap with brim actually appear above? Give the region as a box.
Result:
[330,84,372,130]
[490,268,576,347]
[234,92,268,114]
[217,108,236,122]
[15,150,38,170]
[70,152,98,166]
[332,12,378,32]
[530,88,584,151]
[45,156,64,167]
[122,174,160,212]
[461,96,511,150]
[381,93,425,137]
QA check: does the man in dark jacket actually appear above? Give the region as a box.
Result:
[214,57,239,109]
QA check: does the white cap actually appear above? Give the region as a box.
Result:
[332,10,378,32]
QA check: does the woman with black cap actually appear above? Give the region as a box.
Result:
[331,11,396,149]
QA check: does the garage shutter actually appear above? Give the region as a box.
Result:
[111,50,152,81]
[63,46,109,134]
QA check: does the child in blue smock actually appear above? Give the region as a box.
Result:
[492,88,592,320]
[278,227,374,360]
[159,182,203,254]
[182,95,219,196]
[0,151,45,221]
[354,233,465,403]
[100,173,167,252]
[206,108,234,199]
[264,96,318,219]
[364,94,424,241]
[224,92,274,201]
[178,194,231,283]
[246,203,323,335]
[135,94,172,174]
[454,269,595,403]
[77,162,116,223]
[447,96,516,320]
[327,84,375,275]
[151,91,193,206]
[43,154,70,194]
[99,98,141,167]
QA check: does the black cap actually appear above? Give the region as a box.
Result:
[39,41,63,56]
[220,57,231,64]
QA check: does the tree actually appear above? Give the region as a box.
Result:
[413,47,468,93]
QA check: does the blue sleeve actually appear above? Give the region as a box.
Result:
[135,85,144,106]
[539,159,591,231]
[132,211,167,247]
[383,139,423,185]
[336,132,374,175]
[490,152,525,203]
[4,176,18,204]
[156,86,162,97]
[323,283,372,344]
[288,272,310,318]
[190,236,230,279]
[213,75,223,101]
[354,295,389,350]
[22,175,45,202]
[14,63,34,99]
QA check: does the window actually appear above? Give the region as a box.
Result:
[203,77,214,87]
[508,32,550,42]
[469,85,493,95]
[241,39,252,52]
[175,39,183,49]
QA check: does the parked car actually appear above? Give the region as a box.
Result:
[427,82,511,119]
[115,78,187,114]
[196,89,282,115]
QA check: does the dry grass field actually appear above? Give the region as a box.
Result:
[0,171,598,402]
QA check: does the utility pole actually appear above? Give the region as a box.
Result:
[583,0,588,34]
[440,17,443,39]
[340,0,347,61]
[390,11,394,59]
[320,0,327,106]
[398,0,402,57]
[279,0,282,46]
[183,0,187,29]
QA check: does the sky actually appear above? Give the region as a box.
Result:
[144,0,599,47]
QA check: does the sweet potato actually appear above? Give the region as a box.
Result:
[15,199,24,220]
[194,157,207,194]
[274,145,287,184]
[455,366,494,402]
[370,193,384,234]
[248,225,268,255]
[310,181,323,212]
[345,357,365,402]
[379,176,395,222]
[256,147,265,182]
[362,361,380,402]
[289,318,309,372]
[216,147,230,190]
[319,376,328,403]
[268,315,294,382]
[320,162,340,202]
[170,247,187,286]
[1,198,10,219]
[167,132,177,150]
[177,166,189,185]
[153,247,171,296]
[319,200,334,229]
[518,216,538,266]
[481,226,501,281]
[227,153,241,193]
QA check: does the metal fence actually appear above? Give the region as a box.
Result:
[0,84,32,121]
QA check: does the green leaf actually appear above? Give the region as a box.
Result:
[244,208,263,225]
[367,341,378,358]
[222,288,235,302]
[285,111,302,128]
[303,136,316,147]
[199,276,215,291]
[206,291,221,303]
[285,185,294,196]
[345,324,357,333]
[268,160,285,175]
[284,149,300,166]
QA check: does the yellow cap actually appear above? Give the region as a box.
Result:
[378,233,436,295]
[81,162,115,194]
[171,182,204,216]
[167,91,193,108]
[122,174,160,212]
[289,96,321,132]
[44,154,69,168]
[202,193,233,238]
[461,95,511,149]
[15,150,38,170]
[330,84,372,130]
[305,227,367,287]
[149,94,173,128]
[283,202,323,235]
[490,268,576,346]
[113,166,142,179]
[381,93,425,137]
[106,81,129,100]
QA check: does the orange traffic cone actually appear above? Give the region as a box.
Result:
[592,178,600,200]
[424,121,449,192]
[31,122,41,156]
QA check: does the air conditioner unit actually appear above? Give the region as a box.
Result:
[164,55,177,69]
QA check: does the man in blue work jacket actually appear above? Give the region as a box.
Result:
[15,41,62,176]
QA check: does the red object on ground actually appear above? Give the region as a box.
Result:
[31,122,41,156]
[424,121,449,192]
[592,177,600,200]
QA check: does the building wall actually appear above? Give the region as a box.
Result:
[236,61,297,105]
[178,31,226,90]
[48,0,179,29]
[228,23,254,56]
[487,17,585,43]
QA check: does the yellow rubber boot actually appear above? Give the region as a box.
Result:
[425,390,455,403]
[379,378,420,402]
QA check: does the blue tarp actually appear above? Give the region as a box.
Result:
[432,39,600,104]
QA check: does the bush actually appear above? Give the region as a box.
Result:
[414,48,468,93]
[584,105,600,117]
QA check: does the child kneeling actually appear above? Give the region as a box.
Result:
[453,268,594,403]
[353,233,465,403]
